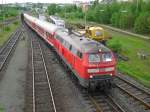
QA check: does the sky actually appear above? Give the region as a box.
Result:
[0,0,97,4]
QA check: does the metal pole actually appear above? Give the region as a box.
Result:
[2,0,5,30]
[85,10,86,29]
[64,5,66,19]
[136,0,139,13]
[4,0,6,29]
[84,2,87,30]
[2,0,4,30]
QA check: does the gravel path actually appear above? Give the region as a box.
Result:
[0,34,28,112]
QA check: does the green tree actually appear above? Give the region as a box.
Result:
[134,12,150,34]
[48,4,57,15]
[111,12,120,27]
[119,12,135,29]
[87,9,95,21]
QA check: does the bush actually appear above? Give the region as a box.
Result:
[134,12,150,34]
[119,12,135,29]
[109,40,122,53]
[13,21,18,25]
[48,4,57,15]
[4,26,11,32]
[86,10,95,21]
[111,12,120,27]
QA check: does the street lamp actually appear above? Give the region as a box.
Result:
[83,2,88,29]
[136,0,139,13]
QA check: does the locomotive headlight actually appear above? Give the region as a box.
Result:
[105,67,114,72]
[87,68,99,73]
[90,75,93,78]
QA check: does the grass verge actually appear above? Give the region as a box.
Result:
[107,31,150,87]
[0,20,20,46]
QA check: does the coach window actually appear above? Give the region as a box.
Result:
[59,35,64,44]
[56,35,59,41]
[69,45,72,51]
[65,42,70,50]
[46,32,49,37]
[50,33,52,38]
[77,51,82,59]
[71,46,77,56]
[59,36,64,44]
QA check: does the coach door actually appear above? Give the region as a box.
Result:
[70,46,78,69]
[46,32,54,45]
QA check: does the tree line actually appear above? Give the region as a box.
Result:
[47,0,150,34]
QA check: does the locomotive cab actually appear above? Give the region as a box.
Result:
[80,42,116,90]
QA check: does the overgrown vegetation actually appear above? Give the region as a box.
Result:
[0,6,19,21]
[47,4,84,19]
[0,21,20,46]
[13,21,19,25]
[107,30,150,87]
[47,0,150,34]
[108,40,122,53]
[4,26,11,32]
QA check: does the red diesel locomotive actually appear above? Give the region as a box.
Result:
[22,13,116,90]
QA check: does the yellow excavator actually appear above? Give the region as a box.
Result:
[78,26,112,44]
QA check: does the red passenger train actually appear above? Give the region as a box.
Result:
[22,13,116,90]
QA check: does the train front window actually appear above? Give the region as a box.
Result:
[102,52,112,62]
[95,30,102,36]
[88,54,101,63]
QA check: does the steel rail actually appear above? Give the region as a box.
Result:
[117,74,150,96]
[89,95,103,112]
[106,94,126,112]
[31,37,35,112]
[39,40,57,112]
[116,84,150,109]
[31,37,57,112]
[89,93,126,112]
[0,29,18,53]
[0,29,21,71]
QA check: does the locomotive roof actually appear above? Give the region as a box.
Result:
[56,29,111,53]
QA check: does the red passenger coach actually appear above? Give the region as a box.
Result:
[23,13,116,90]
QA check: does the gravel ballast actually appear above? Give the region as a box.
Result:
[0,34,28,112]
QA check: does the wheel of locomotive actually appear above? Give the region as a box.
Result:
[88,82,96,92]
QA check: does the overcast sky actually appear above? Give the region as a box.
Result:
[1,0,97,4]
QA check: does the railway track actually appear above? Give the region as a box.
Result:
[31,35,57,112]
[85,91,126,112]
[115,74,150,111]
[0,28,21,71]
